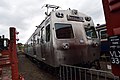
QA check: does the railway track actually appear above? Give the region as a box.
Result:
[23,53,119,80]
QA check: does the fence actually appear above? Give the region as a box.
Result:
[59,64,119,80]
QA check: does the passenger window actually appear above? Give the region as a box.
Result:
[38,31,40,36]
[37,32,40,44]
[31,43,33,46]
[37,38,39,44]
[31,38,34,46]
[33,35,37,44]
[46,24,50,42]
[100,30,108,39]
[41,27,45,43]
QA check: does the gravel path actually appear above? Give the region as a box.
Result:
[18,54,57,80]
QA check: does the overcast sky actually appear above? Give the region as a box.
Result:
[0,0,105,44]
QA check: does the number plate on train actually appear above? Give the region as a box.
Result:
[109,35,120,65]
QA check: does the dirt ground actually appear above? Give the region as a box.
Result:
[18,54,57,80]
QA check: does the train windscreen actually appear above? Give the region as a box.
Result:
[55,23,74,39]
[85,27,97,39]
[100,30,107,39]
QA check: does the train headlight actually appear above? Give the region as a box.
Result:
[56,12,64,18]
[62,43,69,50]
[80,39,84,44]
[92,42,98,47]
[85,17,91,21]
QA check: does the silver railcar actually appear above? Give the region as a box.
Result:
[24,8,100,67]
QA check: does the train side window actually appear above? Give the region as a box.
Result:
[41,27,45,43]
[30,40,33,46]
[28,41,31,47]
[38,31,40,36]
[35,34,37,44]
[46,24,50,42]
[37,38,39,44]
[36,31,41,44]
[30,38,33,46]
[85,27,97,39]
[100,30,108,39]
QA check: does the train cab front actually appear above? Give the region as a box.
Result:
[51,10,100,67]
[53,24,100,67]
[52,22,83,66]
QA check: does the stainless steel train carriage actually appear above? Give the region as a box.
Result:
[24,4,100,68]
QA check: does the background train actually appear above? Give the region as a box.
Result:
[96,24,109,56]
[24,4,100,68]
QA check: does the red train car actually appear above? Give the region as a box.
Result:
[102,0,120,36]
[0,27,24,80]
[102,0,120,76]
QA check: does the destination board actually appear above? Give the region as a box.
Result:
[109,35,120,65]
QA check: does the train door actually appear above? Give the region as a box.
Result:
[44,24,51,64]
[36,31,41,60]
[33,34,37,57]
[40,24,52,64]
[28,38,33,56]
[40,27,46,61]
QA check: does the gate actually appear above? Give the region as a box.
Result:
[59,64,119,80]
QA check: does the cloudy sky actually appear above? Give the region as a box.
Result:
[0,0,105,43]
